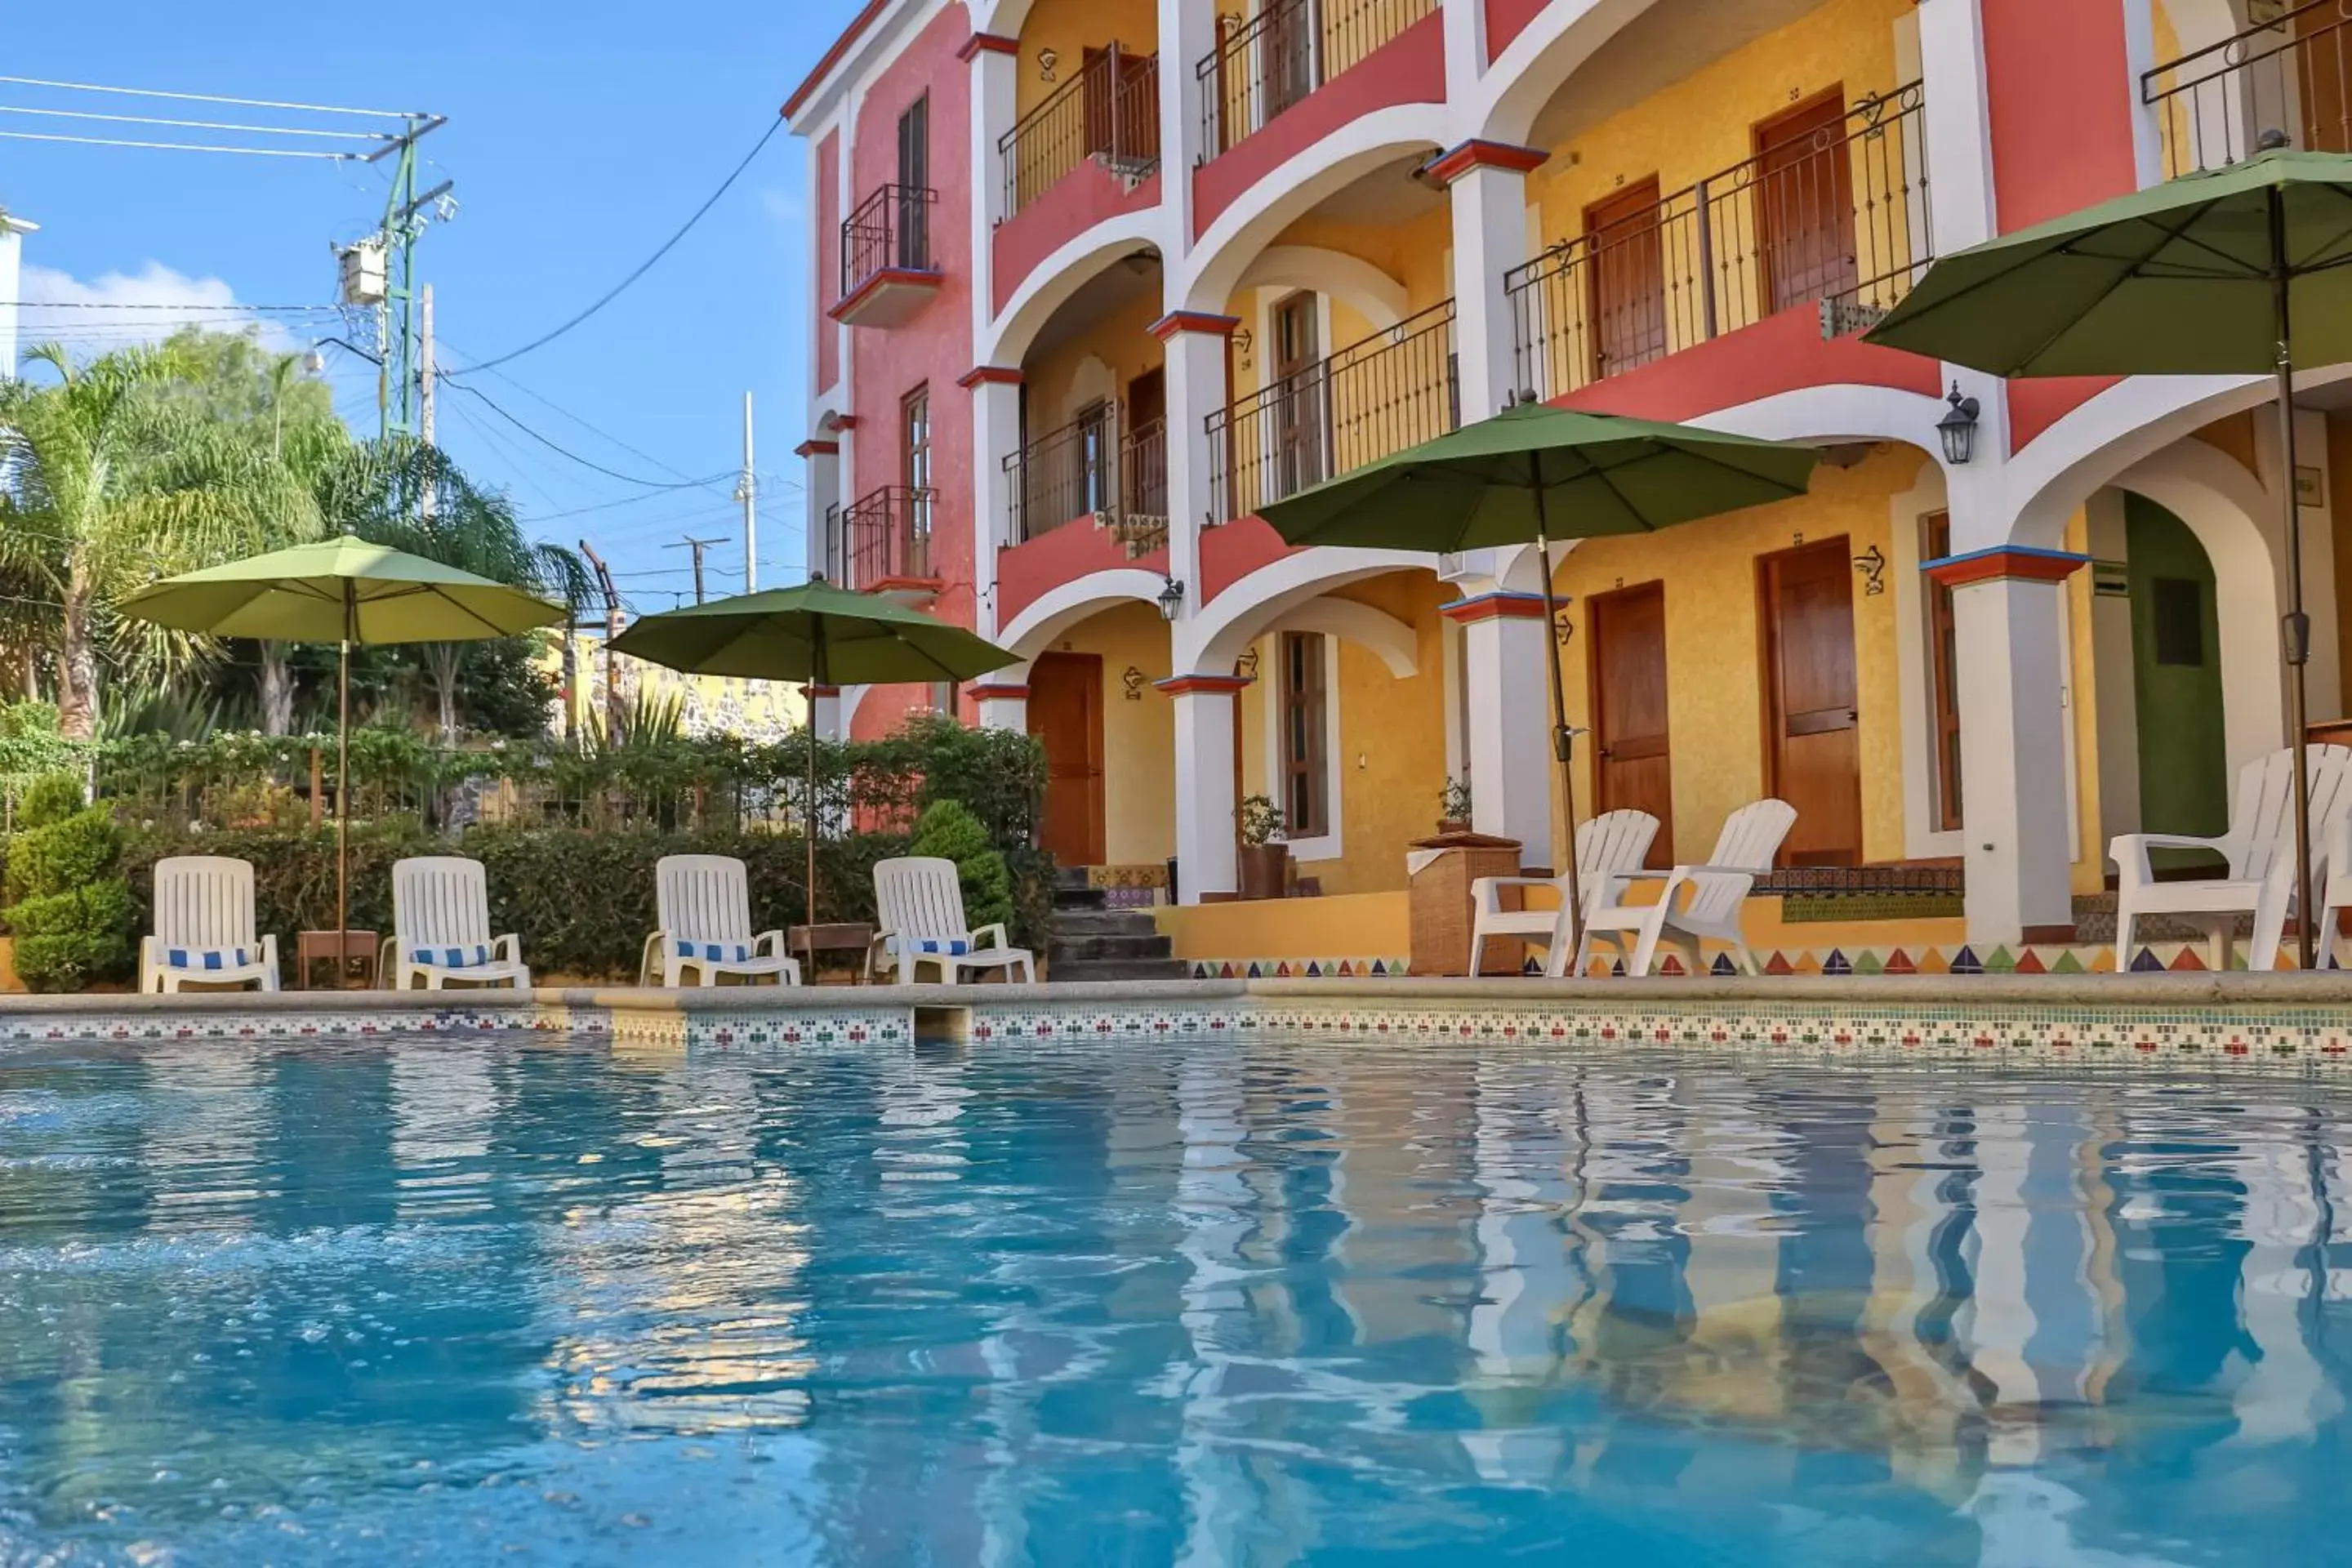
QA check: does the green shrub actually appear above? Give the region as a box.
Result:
[4,807,120,906]
[17,773,87,831]
[9,883,135,990]
[910,800,1014,935]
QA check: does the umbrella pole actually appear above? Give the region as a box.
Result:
[336,626,351,991]
[806,624,825,947]
[1530,458,1584,972]
[2271,186,2318,971]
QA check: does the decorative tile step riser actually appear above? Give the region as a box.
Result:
[1186,941,2348,981]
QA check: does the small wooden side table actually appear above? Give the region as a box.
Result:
[298,929,380,991]
[789,922,879,984]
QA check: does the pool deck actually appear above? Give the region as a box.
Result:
[5,973,2352,1069]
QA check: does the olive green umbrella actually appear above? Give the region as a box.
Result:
[1865,136,2351,965]
[1259,399,1820,957]
[121,534,567,976]
[608,577,1022,942]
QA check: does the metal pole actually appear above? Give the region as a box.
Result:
[739,391,759,592]
[419,282,437,520]
[2271,183,2317,969]
[1530,451,1584,969]
[805,622,826,945]
[336,581,353,988]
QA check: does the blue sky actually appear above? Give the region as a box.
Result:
[2,0,870,611]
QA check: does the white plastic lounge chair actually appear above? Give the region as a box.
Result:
[2318,803,2352,971]
[140,855,279,993]
[639,854,802,987]
[2114,744,2352,972]
[870,856,1037,984]
[385,856,531,990]
[1469,808,1660,978]
[1575,799,1797,978]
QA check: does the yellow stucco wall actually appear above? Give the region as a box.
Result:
[1020,286,1165,433]
[1545,445,1922,866]
[1013,0,1160,121]
[1045,601,1178,865]
[2062,506,2105,897]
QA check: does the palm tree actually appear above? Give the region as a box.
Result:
[0,342,315,739]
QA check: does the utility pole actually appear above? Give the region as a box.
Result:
[666,536,728,604]
[418,282,437,518]
[736,391,758,591]
[339,112,451,441]
[579,541,624,745]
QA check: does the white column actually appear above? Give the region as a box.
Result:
[1166,676,1242,903]
[1945,554,2085,944]
[966,371,1023,639]
[1450,596,1555,868]
[797,439,841,582]
[1155,314,1236,603]
[1441,150,1542,417]
[0,214,28,381]
[1915,0,1998,253]
[811,684,844,742]
[1160,0,1216,246]
[973,670,1031,733]
[966,37,1018,305]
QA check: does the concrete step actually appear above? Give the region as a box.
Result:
[1047,933,1176,964]
[1047,957,1192,982]
[1049,909,1161,939]
[1051,884,1111,912]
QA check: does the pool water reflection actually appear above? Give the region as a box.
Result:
[1,1032,2346,1564]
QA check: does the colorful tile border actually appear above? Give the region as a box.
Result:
[1187,956,1411,980]
[0,1004,604,1048]
[605,1005,912,1049]
[1188,938,2340,982]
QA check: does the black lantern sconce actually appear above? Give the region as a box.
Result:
[1156,575,1186,622]
[1937,381,1981,466]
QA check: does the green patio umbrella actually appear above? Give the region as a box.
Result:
[1259,399,1820,959]
[121,533,567,973]
[608,577,1022,944]
[1865,135,2351,965]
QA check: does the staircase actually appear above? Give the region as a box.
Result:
[1046,868,1188,982]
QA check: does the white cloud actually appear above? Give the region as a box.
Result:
[760,185,805,225]
[16,261,300,355]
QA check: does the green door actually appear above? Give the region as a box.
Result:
[2125,494,2229,840]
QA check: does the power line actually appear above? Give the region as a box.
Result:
[458,116,782,372]
[0,129,359,159]
[0,299,344,313]
[0,104,394,143]
[440,342,729,492]
[0,74,424,119]
[436,376,732,490]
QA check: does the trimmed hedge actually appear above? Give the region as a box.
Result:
[6,776,134,991]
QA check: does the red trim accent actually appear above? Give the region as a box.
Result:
[968,683,1031,701]
[1484,0,1550,61]
[1155,673,1252,696]
[827,265,944,325]
[804,684,842,697]
[992,167,1161,314]
[825,414,861,431]
[1552,307,1942,423]
[957,31,1018,61]
[1440,592,1550,624]
[956,365,1022,389]
[1922,547,2090,588]
[794,439,840,458]
[1149,310,1241,341]
[1425,139,1547,185]
[867,575,947,595]
[996,519,1171,626]
[783,0,890,119]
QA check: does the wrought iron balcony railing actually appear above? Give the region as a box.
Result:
[840,183,938,302]
[1505,84,1930,403]
[2145,0,2352,176]
[1000,45,1161,217]
[825,486,937,590]
[1196,0,1432,160]
[1207,298,1457,523]
[1004,402,1169,556]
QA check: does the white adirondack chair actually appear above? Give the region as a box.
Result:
[140,856,278,992]
[1575,799,1797,978]
[385,856,531,990]
[640,854,802,987]
[2113,744,2352,972]
[1468,809,1661,978]
[2319,804,2352,970]
[870,856,1038,984]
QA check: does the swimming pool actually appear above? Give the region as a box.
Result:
[2,1029,2347,1565]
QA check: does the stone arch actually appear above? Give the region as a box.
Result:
[1683,382,1953,454]
[1179,547,1435,673]
[999,568,1169,660]
[1176,105,1453,314]
[1472,0,1668,148]
[1235,246,1410,330]
[980,210,1166,367]
[1263,595,1420,678]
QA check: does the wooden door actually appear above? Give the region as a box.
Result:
[1125,368,1166,519]
[895,95,930,269]
[1584,179,1668,380]
[1753,90,1856,315]
[1760,538,1862,866]
[1270,292,1325,501]
[1264,0,1316,122]
[1029,653,1106,866]
[1588,582,1674,866]
[2298,4,2352,153]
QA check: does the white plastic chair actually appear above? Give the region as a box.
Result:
[140,856,278,993]
[2114,744,2352,972]
[1469,809,1660,978]
[639,854,801,987]
[1575,799,1797,978]
[385,856,530,991]
[870,856,1037,984]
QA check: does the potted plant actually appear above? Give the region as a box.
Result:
[1438,776,1474,836]
[1236,793,1290,900]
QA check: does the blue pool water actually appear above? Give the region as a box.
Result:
[2,1033,2350,1565]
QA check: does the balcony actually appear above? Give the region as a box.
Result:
[1505,85,1930,404]
[832,184,941,329]
[1208,298,1457,522]
[2145,0,2352,176]
[1007,402,1169,557]
[824,486,941,597]
[1196,0,1435,158]
[1001,45,1161,217]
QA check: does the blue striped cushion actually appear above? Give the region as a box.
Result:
[674,938,751,963]
[411,944,492,969]
[914,938,972,956]
[165,946,251,972]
